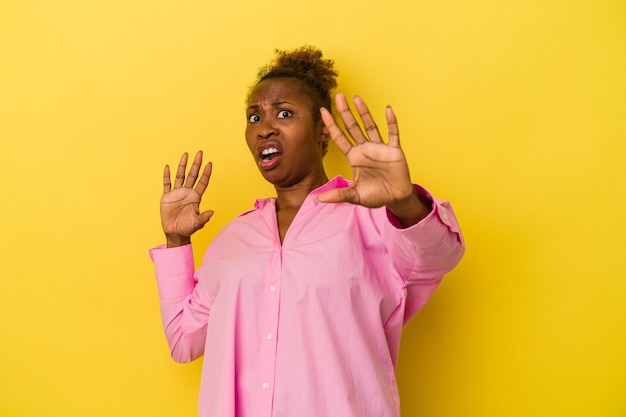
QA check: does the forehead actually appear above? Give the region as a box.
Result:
[247,78,313,108]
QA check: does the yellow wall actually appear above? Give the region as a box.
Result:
[1,0,624,416]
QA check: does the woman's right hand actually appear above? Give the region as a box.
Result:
[160,151,214,247]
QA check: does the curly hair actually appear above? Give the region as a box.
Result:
[249,46,338,155]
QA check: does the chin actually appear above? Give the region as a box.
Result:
[261,171,302,189]
[258,168,283,185]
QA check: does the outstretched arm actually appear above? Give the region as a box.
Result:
[160,151,214,247]
[317,94,431,227]
[152,150,214,361]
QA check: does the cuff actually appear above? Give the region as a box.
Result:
[148,244,196,299]
[385,185,464,248]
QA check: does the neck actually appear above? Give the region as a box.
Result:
[274,171,329,212]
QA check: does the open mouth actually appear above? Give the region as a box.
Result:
[260,147,280,162]
[257,142,283,170]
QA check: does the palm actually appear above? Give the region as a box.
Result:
[318,94,414,207]
[343,142,413,208]
[160,187,205,236]
[160,151,214,239]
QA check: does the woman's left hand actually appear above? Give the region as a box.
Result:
[317,93,430,226]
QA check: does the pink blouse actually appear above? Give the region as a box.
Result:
[150,176,464,417]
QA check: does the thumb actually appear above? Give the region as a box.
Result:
[196,210,215,228]
[316,187,358,205]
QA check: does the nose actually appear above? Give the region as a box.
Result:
[258,118,278,140]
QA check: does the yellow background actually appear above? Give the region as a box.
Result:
[1,0,625,416]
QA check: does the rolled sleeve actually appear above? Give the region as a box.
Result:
[149,244,196,300]
[383,185,465,284]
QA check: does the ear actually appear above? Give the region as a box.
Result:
[317,123,330,143]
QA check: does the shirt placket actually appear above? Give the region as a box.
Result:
[256,246,282,417]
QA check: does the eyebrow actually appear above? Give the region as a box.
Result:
[247,101,293,111]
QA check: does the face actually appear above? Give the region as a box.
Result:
[245,78,328,188]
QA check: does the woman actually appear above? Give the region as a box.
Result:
[150,46,464,417]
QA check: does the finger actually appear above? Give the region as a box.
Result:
[184,150,203,188]
[320,107,353,155]
[195,161,213,196]
[196,210,215,229]
[335,93,367,144]
[163,164,172,193]
[386,106,400,148]
[174,152,188,188]
[316,186,359,205]
[353,95,383,143]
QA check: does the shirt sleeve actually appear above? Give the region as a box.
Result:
[149,244,210,363]
[382,185,465,322]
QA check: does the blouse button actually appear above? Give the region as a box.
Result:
[262,382,269,389]
[269,285,276,292]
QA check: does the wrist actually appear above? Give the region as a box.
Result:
[387,188,432,228]
[165,234,191,248]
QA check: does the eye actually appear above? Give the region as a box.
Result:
[248,114,261,123]
[277,110,292,119]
